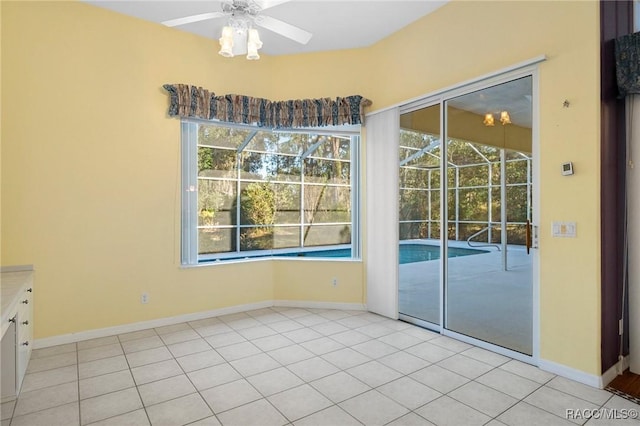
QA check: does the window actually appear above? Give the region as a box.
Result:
[181,120,360,264]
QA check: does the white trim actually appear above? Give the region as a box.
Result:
[538,358,604,389]
[602,355,631,388]
[181,116,362,136]
[538,355,629,389]
[32,295,619,391]
[0,265,34,273]
[352,134,362,259]
[273,300,366,311]
[33,300,273,349]
[368,55,546,117]
[531,67,542,364]
[540,357,631,389]
[394,64,541,360]
[439,101,446,330]
[181,121,198,266]
[33,300,366,349]
[182,120,362,265]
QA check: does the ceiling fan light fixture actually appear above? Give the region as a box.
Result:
[218,26,235,57]
[163,0,313,59]
[248,28,263,49]
[483,113,495,127]
[500,110,511,125]
[246,28,262,60]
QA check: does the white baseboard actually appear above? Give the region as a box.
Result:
[540,355,632,390]
[601,355,630,388]
[33,299,366,349]
[35,299,624,392]
[274,300,366,311]
[538,358,604,389]
[1,265,34,273]
[33,300,273,349]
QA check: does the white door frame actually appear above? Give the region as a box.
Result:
[396,61,542,365]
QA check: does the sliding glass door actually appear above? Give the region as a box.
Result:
[398,75,535,357]
[398,104,441,325]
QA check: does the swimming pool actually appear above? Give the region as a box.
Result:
[203,243,487,264]
[281,244,487,264]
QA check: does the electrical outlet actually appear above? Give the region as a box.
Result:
[141,292,150,304]
[332,278,338,287]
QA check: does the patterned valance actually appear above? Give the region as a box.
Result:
[163,84,372,128]
[615,31,640,97]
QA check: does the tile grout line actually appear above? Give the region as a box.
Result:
[220,307,337,424]
[115,332,153,426]
[170,316,224,425]
[12,312,445,424]
[76,344,81,426]
[7,308,625,426]
[226,308,373,423]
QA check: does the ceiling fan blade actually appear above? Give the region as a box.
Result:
[162,12,225,28]
[254,15,312,45]
[258,0,293,11]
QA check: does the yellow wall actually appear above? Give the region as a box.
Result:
[373,0,600,375]
[0,1,363,338]
[392,1,600,374]
[0,0,3,263]
[2,0,601,375]
[273,260,363,304]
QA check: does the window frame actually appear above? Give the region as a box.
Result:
[181,119,361,265]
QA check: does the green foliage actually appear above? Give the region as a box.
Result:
[241,183,276,226]
[195,124,354,255]
[198,147,236,178]
[198,180,235,227]
[399,130,531,244]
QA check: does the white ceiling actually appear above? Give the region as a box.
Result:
[83,0,448,56]
[448,77,533,128]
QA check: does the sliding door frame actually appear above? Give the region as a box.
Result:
[398,60,542,365]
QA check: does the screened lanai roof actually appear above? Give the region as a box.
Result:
[198,121,357,159]
[399,131,531,170]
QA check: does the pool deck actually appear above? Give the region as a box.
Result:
[399,239,533,355]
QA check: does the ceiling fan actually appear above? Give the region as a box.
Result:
[161,0,312,58]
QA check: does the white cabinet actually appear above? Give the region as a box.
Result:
[1,266,34,402]
[16,284,33,386]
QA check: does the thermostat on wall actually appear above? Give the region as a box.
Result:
[561,162,574,176]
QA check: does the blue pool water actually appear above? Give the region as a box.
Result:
[204,244,487,264]
[281,244,487,264]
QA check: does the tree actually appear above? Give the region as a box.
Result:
[238,182,276,250]
[399,129,531,244]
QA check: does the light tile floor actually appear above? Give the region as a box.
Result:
[1,307,637,426]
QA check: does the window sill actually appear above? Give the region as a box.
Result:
[180,256,362,269]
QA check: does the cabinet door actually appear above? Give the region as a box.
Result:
[16,285,33,390]
[1,320,17,401]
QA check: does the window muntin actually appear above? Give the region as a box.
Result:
[183,120,360,264]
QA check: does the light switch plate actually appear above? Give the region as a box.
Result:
[552,221,576,238]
